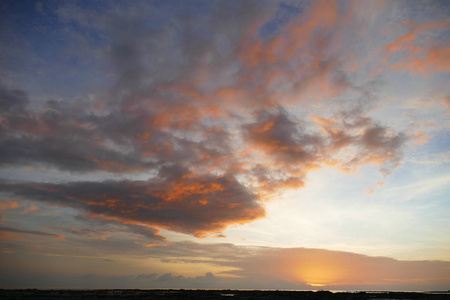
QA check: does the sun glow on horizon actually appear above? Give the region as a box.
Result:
[293,264,344,288]
[307,282,332,287]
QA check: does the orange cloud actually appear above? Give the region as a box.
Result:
[0,200,20,211]
[412,130,429,145]
[395,43,450,76]
[219,246,450,290]
[237,0,351,106]
[243,108,406,196]
[20,205,39,214]
[382,21,449,76]
[0,172,265,238]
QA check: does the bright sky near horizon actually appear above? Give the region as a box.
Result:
[1,0,449,291]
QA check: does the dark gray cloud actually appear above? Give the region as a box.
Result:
[0,88,157,172]
[0,171,264,237]
[242,107,407,192]
[0,84,29,112]
[136,273,157,280]
[245,107,322,165]
[65,228,111,241]
[0,270,219,289]
[0,226,63,240]
[319,109,408,173]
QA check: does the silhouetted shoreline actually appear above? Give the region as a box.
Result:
[1,289,449,299]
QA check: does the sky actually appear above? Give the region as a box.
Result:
[0,0,449,291]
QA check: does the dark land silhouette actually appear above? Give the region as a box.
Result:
[1,289,449,300]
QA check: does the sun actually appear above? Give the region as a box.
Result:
[307,283,329,287]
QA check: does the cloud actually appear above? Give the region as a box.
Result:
[20,205,39,214]
[227,247,450,290]
[241,106,407,194]
[0,172,264,237]
[245,108,322,166]
[151,272,219,289]
[0,200,21,224]
[0,200,20,212]
[0,1,426,237]
[1,270,218,289]
[136,273,157,280]
[2,240,449,290]
[0,226,64,241]
[66,228,111,241]
[139,241,450,290]
[0,88,158,173]
[0,84,29,113]
[382,20,450,76]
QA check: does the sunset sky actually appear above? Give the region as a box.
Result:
[1,0,449,290]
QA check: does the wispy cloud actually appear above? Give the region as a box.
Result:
[0,226,64,241]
